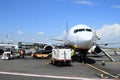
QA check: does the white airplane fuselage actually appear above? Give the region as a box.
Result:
[67,24,94,50]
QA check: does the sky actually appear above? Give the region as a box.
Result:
[0,0,120,47]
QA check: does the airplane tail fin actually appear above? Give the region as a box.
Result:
[66,21,68,34]
[93,27,100,41]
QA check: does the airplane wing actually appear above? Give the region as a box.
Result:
[98,41,120,46]
[49,39,64,42]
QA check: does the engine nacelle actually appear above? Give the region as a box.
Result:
[44,45,55,51]
[88,46,102,54]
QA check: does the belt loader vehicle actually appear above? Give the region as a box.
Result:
[50,48,72,65]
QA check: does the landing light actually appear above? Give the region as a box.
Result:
[74,45,80,49]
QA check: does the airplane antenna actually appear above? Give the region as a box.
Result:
[63,21,69,45]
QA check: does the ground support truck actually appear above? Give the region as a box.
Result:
[31,50,51,59]
[50,48,72,65]
[1,46,20,60]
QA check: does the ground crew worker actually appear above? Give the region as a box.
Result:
[20,49,25,59]
[71,49,75,62]
[80,51,86,64]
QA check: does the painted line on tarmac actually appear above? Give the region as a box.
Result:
[86,64,118,78]
[106,62,120,64]
[0,71,90,80]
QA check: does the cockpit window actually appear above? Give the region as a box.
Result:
[74,29,85,33]
[74,28,92,33]
[86,29,92,32]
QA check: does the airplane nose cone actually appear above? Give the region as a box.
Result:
[77,35,93,49]
[83,37,92,41]
[78,34,93,42]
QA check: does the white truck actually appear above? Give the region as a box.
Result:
[50,48,72,65]
[1,46,14,60]
[1,46,20,60]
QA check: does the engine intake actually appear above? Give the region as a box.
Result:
[89,46,102,54]
[44,45,55,51]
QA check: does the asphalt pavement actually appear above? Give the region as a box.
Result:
[0,54,120,80]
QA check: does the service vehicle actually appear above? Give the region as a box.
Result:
[50,48,72,65]
[1,46,20,60]
[31,50,51,59]
[1,46,14,60]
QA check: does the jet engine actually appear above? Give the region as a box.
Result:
[44,45,55,52]
[89,45,102,54]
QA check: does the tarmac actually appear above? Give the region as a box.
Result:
[0,51,120,80]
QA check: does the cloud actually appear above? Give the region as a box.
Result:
[32,38,36,41]
[97,24,120,43]
[38,32,45,35]
[112,5,120,9]
[17,30,24,34]
[72,0,94,6]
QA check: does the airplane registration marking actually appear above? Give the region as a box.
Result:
[86,63,118,78]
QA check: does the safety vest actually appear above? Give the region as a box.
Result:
[71,49,75,57]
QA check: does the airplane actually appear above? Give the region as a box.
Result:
[48,24,115,62]
[15,24,115,62]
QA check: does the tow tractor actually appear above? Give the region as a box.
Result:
[50,48,72,65]
[31,50,51,59]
